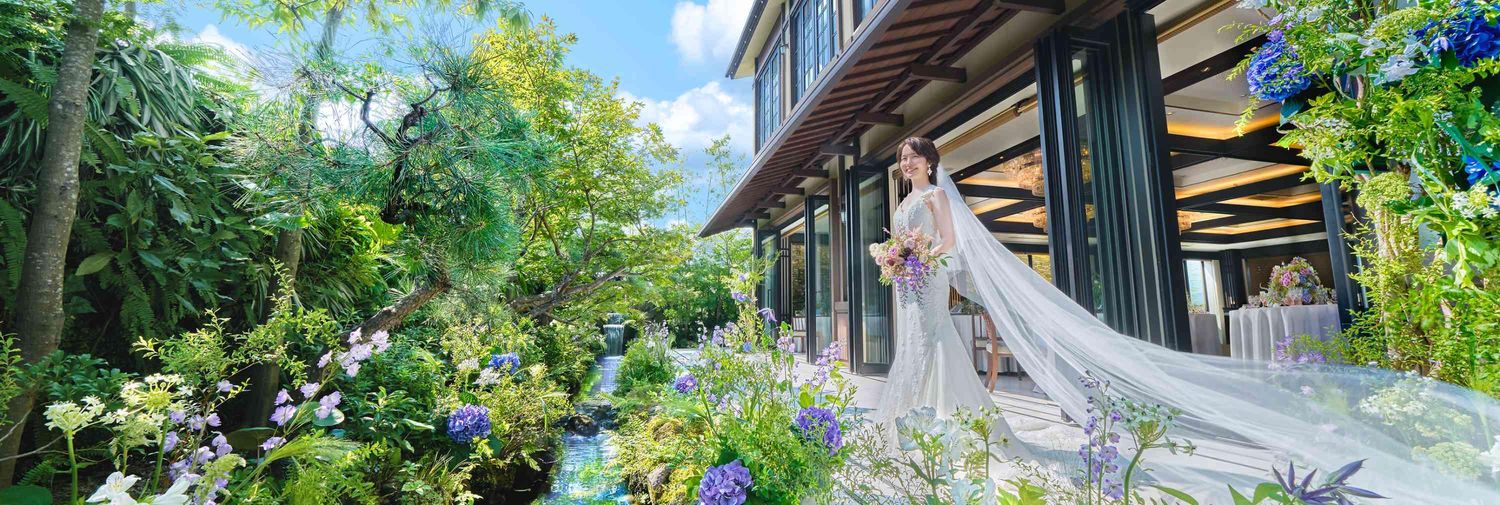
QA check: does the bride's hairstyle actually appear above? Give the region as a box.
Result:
[899,137,940,184]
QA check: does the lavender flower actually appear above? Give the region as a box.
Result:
[1247,30,1312,102]
[316,392,342,420]
[489,352,521,375]
[169,410,186,425]
[260,436,286,451]
[274,390,291,406]
[698,460,754,505]
[757,307,777,323]
[1272,459,1387,504]
[674,373,698,394]
[163,432,179,452]
[212,433,232,458]
[216,380,233,393]
[270,405,296,427]
[447,404,492,444]
[793,406,843,455]
[731,291,751,303]
[300,382,320,399]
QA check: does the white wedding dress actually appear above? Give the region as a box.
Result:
[875,184,1035,463]
[866,166,1500,503]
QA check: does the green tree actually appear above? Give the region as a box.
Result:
[0,0,104,485]
[475,19,693,324]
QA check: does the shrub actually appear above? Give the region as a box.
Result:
[616,322,676,397]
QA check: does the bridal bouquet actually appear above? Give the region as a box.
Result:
[1252,257,1334,307]
[868,228,948,305]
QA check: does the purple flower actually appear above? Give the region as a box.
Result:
[316,392,342,419]
[489,353,521,375]
[274,390,291,406]
[260,436,286,451]
[1083,416,1098,435]
[1109,410,1123,423]
[793,406,843,455]
[741,342,753,353]
[205,413,221,428]
[216,380,233,393]
[260,436,285,451]
[317,352,333,368]
[757,307,777,323]
[300,382,320,399]
[447,404,492,444]
[370,330,391,353]
[1423,2,1500,67]
[731,291,751,303]
[169,410,186,425]
[1247,30,1312,102]
[163,432,179,452]
[212,433,232,457]
[698,460,753,505]
[673,373,698,394]
[188,415,206,431]
[1099,445,1119,462]
[270,405,296,426]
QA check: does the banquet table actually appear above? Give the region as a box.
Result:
[1227,304,1341,360]
[1188,313,1223,356]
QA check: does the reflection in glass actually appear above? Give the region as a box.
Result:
[857,174,891,366]
[811,203,833,354]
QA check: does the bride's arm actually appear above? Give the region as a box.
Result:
[926,187,957,255]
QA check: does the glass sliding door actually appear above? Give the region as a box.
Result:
[846,167,892,374]
[804,197,833,361]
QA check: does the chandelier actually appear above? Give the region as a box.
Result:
[1001,148,1091,197]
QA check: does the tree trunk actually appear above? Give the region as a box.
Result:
[247,5,344,427]
[355,270,451,336]
[0,0,104,486]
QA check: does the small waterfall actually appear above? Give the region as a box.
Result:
[541,355,627,504]
[603,313,626,356]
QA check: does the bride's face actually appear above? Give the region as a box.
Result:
[899,145,929,182]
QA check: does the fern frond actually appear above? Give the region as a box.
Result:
[0,200,25,292]
[0,77,49,126]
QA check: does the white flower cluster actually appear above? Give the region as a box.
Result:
[1450,186,1500,219]
[44,396,106,435]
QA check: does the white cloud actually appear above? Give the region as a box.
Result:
[623,80,753,155]
[670,0,754,65]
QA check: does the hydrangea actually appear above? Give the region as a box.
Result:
[793,406,843,455]
[1422,1,1500,67]
[698,459,753,505]
[673,373,698,394]
[447,404,492,444]
[1247,30,1313,102]
[489,352,521,375]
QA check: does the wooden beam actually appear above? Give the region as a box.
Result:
[955,184,1040,200]
[855,111,904,126]
[1193,202,1323,220]
[767,186,805,196]
[1177,173,1310,208]
[757,199,787,209]
[1162,35,1264,95]
[993,0,1065,14]
[952,136,1041,182]
[888,10,971,31]
[819,143,859,156]
[984,221,1047,234]
[790,168,829,178]
[910,64,967,83]
[976,200,1043,221]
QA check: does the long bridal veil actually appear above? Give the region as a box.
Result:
[932,165,1500,502]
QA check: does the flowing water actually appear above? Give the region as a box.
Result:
[540,355,629,504]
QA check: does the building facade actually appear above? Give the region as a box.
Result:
[702,0,1363,375]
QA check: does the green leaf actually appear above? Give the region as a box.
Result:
[0,485,51,505]
[402,419,436,431]
[152,175,187,198]
[1151,485,1200,505]
[1228,485,1254,505]
[460,392,479,405]
[798,387,814,409]
[137,250,165,269]
[0,77,48,125]
[225,427,275,452]
[75,253,113,276]
[1251,482,1282,503]
[203,131,231,142]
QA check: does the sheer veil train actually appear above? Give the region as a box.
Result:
[924,164,1500,503]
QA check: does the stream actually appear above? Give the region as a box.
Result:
[539,355,629,504]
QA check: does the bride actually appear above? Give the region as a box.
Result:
[873,136,1500,502]
[874,137,1034,463]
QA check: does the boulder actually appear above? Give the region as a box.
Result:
[564,413,599,436]
[577,398,618,430]
[646,464,673,493]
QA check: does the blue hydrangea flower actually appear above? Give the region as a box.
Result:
[698,459,753,505]
[446,404,492,444]
[741,342,753,353]
[673,373,697,394]
[1422,1,1500,67]
[1247,30,1313,102]
[489,353,520,375]
[793,406,843,455]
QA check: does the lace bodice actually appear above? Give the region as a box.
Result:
[893,185,940,235]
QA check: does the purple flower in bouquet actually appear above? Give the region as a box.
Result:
[674,373,698,394]
[699,460,753,505]
[489,352,521,375]
[793,406,843,455]
[446,404,491,444]
[1248,30,1312,102]
[731,291,751,303]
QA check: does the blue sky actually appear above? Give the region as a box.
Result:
[148,0,756,225]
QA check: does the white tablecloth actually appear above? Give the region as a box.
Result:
[1228,305,1341,360]
[1188,313,1223,356]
